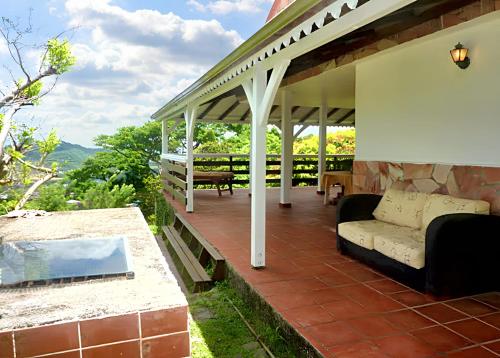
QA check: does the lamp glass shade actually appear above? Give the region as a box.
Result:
[450,44,468,63]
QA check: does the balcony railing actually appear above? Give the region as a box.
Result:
[161,153,354,205]
[193,153,354,187]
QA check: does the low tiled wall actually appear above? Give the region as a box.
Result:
[0,305,189,358]
[353,161,500,215]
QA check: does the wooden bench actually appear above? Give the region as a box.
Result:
[194,171,234,196]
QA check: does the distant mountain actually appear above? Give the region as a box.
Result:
[25,141,101,172]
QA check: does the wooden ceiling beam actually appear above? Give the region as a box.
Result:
[268,105,279,117]
[335,109,355,124]
[283,0,477,85]
[327,108,341,119]
[299,107,318,123]
[199,98,222,119]
[218,100,240,121]
[240,107,251,121]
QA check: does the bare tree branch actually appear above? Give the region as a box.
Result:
[16,157,53,174]
[0,103,21,161]
[0,66,56,108]
[14,172,56,210]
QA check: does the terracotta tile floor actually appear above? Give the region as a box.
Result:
[167,187,500,357]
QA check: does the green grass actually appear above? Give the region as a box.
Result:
[189,282,296,358]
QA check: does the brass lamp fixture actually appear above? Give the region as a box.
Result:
[450,43,470,69]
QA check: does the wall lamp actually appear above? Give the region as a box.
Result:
[450,43,470,69]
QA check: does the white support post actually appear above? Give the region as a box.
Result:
[280,90,293,207]
[318,98,327,193]
[243,60,290,268]
[248,124,253,196]
[161,119,169,155]
[185,105,198,213]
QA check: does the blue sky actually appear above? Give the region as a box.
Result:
[1,0,274,146]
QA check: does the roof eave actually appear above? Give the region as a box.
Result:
[151,0,322,120]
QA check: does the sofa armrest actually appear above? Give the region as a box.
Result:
[336,194,382,224]
[425,213,500,296]
[336,194,382,252]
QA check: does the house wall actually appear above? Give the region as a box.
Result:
[355,12,500,167]
[352,12,500,214]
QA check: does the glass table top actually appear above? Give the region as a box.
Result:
[0,237,134,288]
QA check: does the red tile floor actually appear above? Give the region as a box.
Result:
[167,187,500,357]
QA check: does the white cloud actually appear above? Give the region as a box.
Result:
[187,0,207,12]
[17,0,245,147]
[189,0,274,15]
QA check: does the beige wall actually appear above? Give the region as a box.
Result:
[355,12,500,167]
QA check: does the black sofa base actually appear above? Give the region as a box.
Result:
[336,194,500,297]
[338,237,425,292]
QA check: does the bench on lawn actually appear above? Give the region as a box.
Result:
[194,171,234,196]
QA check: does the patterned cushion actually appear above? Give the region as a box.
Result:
[421,194,490,232]
[338,220,388,250]
[374,230,426,269]
[338,220,424,251]
[373,189,430,229]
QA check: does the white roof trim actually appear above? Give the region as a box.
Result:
[198,0,362,97]
[154,0,415,120]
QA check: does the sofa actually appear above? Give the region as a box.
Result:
[336,189,500,296]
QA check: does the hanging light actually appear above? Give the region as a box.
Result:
[450,43,470,69]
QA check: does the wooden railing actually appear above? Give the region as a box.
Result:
[161,158,187,205]
[192,153,354,187]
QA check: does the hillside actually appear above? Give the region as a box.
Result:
[25,141,101,172]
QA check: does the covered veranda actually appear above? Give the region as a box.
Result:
[164,187,500,357]
[153,0,500,356]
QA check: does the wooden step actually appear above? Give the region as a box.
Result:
[174,213,226,281]
[162,226,211,293]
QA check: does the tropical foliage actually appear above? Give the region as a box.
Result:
[0,15,76,210]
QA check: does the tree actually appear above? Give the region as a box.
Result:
[0,14,76,209]
[27,182,69,212]
[294,129,356,155]
[82,183,135,209]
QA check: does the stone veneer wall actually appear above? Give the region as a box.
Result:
[353,161,500,215]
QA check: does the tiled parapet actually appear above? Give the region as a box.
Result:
[353,161,500,215]
[0,209,190,358]
[0,306,189,358]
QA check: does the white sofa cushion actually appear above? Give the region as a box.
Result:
[373,189,430,229]
[338,220,424,252]
[374,229,426,270]
[338,220,391,250]
[421,194,490,232]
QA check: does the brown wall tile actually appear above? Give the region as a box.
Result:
[0,331,13,358]
[14,322,79,358]
[82,340,140,358]
[80,313,139,347]
[140,306,188,338]
[142,332,190,358]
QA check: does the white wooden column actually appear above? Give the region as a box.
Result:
[161,119,169,155]
[248,124,253,196]
[185,105,198,213]
[243,60,290,268]
[280,90,293,207]
[317,98,328,192]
